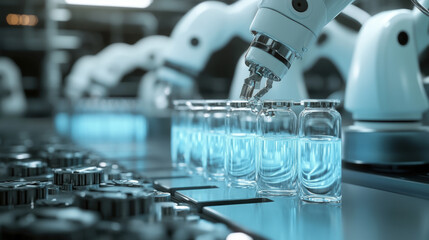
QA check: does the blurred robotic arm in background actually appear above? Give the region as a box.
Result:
[65,35,168,100]
[0,57,26,116]
[150,0,259,105]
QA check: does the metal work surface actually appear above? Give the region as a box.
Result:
[343,167,429,200]
[202,183,429,240]
[153,176,222,193]
[152,172,429,240]
[175,186,272,212]
[0,118,428,240]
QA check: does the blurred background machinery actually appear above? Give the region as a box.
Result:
[0,0,424,116]
[0,1,428,239]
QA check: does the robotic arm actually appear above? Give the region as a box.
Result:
[345,0,429,121]
[65,35,168,99]
[230,4,370,101]
[91,35,168,95]
[341,0,429,166]
[155,0,258,92]
[240,0,355,100]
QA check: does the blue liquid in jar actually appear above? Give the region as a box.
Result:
[206,131,226,180]
[299,136,341,203]
[225,133,256,187]
[187,128,205,174]
[171,126,188,168]
[257,136,297,195]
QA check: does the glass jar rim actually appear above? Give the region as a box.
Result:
[172,100,188,106]
[262,100,294,108]
[204,99,229,106]
[229,100,249,108]
[300,99,340,108]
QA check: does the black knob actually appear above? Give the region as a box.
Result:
[153,191,171,202]
[76,186,153,219]
[0,181,47,206]
[54,166,103,190]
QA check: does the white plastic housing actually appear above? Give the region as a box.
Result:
[246,0,354,79]
[302,4,370,81]
[345,10,429,121]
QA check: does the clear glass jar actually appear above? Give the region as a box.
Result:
[256,100,298,196]
[225,101,257,188]
[171,100,190,169]
[204,100,229,181]
[186,100,207,174]
[298,99,342,203]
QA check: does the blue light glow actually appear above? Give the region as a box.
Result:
[55,112,148,158]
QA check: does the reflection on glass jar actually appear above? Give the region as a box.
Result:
[225,101,257,188]
[298,99,342,203]
[171,100,190,169]
[204,100,229,181]
[256,100,298,196]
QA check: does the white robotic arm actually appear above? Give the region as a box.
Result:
[91,35,168,93]
[342,1,429,166]
[229,4,370,101]
[301,4,370,81]
[345,0,429,122]
[240,0,355,100]
[156,0,258,89]
[65,35,168,99]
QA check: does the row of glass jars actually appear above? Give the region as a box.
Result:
[171,100,342,203]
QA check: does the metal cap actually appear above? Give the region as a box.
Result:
[54,166,103,190]
[0,181,48,206]
[186,100,206,110]
[174,205,191,218]
[153,191,171,202]
[76,188,153,219]
[262,100,293,109]
[7,160,48,177]
[229,100,249,109]
[205,100,229,110]
[155,202,177,221]
[300,99,340,108]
